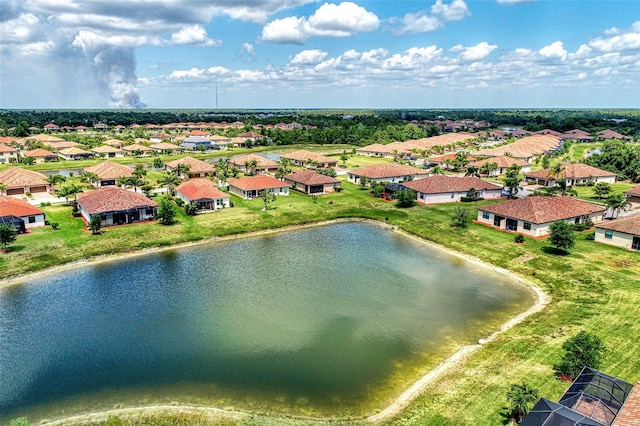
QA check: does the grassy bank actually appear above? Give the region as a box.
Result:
[4,181,640,426]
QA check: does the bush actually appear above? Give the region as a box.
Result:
[451,207,470,228]
[460,196,484,202]
[50,222,59,230]
[572,223,587,232]
[585,232,595,241]
[174,198,184,207]
[514,234,525,243]
[554,331,606,379]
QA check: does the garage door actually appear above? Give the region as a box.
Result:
[7,188,24,195]
[30,186,47,193]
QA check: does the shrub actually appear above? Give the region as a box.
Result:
[554,331,605,379]
[174,198,184,207]
[585,232,595,241]
[572,223,587,232]
[514,234,525,243]
[460,196,484,202]
[50,222,59,230]
[451,207,470,228]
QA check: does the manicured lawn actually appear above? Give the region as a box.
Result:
[572,182,637,204]
[3,181,640,425]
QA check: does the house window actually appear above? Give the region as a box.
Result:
[28,216,36,224]
[451,193,455,198]
[482,211,490,219]
[523,222,532,230]
[605,230,613,239]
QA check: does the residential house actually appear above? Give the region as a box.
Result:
[22,148,57,163]
[103,139,126,148]
[149,133,174,143]
[83,161,134,187]
[597,129,632,142]
[524,164,617,187]
[355,143,393,157]
[562,129,594,143]
[476,196,605,237]
[403,176,502,205]
[0,167,51,195]
[624,185,640,204]
[230,154,279,173]
[284,170,340,195]
[0,196,46,232]
[93,123,108,131]
[91,145,125,158]
[150,142,184,155]
[176,178,230,212]
[427,153,477,169]
[281,150,338,168]
[595,213,640,251]
[122,143,153,157]
[181,136,213,151]
[76,187,157,227]
[0,145,18,164]
[228,175,289,199]
[347,164,430,185]
[469,156,531,175]
[237,132,264,144]
[43,123,60,132]
[44,140,80,151]
[210,135,232,149]
[58,147,93,160]
[476,135,561,162]
[165,156,215,179]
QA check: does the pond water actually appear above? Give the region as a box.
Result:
[0,222,535,422]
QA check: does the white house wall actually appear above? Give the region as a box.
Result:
[594,228,638,250]
[477,211,603,237]
[417,189,502,205]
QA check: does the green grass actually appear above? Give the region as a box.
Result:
[4,181,640,426]
[572,182,637,204]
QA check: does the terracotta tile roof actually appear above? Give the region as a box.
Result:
[0,167,49,189]
[477,135,560,158]
[0,136,19,144]
[429,153,477,163]
[165,156,215,173]
[228,175,287,191]
[230,154,279,168]
[470,155,529,169]
[0,145,17,153]
[525,163,617,180]
[613,382,640,426]
[84,161,133,180]
[122,143,152,152]
[479,196,605,224]
[598,129,627,140]
[281,150,337,164]
[46,141,80,149]
[91,145,123,153]
[624,185,640,197]
[176,178,228,201]
[77,187,158,215]
[284,170,340,185]
[349,163,429,179]
[356,143,392,154]
[188,130,209,136]
[152,142,182,150]
[103,139,126,147]
[59,147,92,155]
[27,134,66,142]
[595,214,640,236]
[22,148,56,157]
[403,176,502,194]
[0,196,44,217]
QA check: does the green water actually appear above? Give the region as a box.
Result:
[0,222,535,422]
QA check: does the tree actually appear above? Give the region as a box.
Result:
[184,201,199,216]
[0,182,6,196]
[80,171,100,186]
[541,155,551,169]
[259,189,277,210]
[548,220,575,252]
[0,224,17,250]
[244,159,258,175]
[158,172,181,195]
[464,166,481,178]
[451,206,470,228]
[88,214,102,234]
[157,196,177,225]
[340,150,349,167]
[153,157,164,170]
[395,188,416,208]
[133,164,147,179]
[370,182,385,198]
[503,164,522,198]
[58,182,84,202]
[21,156,36,165]
[554,331,606,379]
[547,163,565,181]
[430,165,444,175]
[47,174,67,191]
[173,163,191,179]
[605,193,631,219]
[507,382,539,424]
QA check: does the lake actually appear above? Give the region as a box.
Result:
[0,222,535,422]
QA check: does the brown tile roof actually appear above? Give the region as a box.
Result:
[22,148,56,158]
[152,142,182,150]
[0,145,17,153]
[46,141,81,150]
[476,135,560,158]
[613,382,640,426]
[596,214,640,236]
[525,163,617,180]
[91,145,123,153]
[281,150,337,164]
[598,129,627,140]
[229,154,279,168]
[84,161,134,180]
[624,185,640,197]
[103,139,126,148]
[284,170,340,186]
[77,187,157,215]
[122,143,152,152]
[59,147,92,155]
[429,153,477,163]
[0,196,44,217]
[470,155,530,169]
[165,156,215,174]
[229,175,287,191]
[403,176,502,194]
[27,134,66,142]
[349,163,429,179]
[479,196,605,224]
[356,143,392,154]
[0,167,49,189]
[176,178,228,201]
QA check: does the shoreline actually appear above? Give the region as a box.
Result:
[3,218,550,425]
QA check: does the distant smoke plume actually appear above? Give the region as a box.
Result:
[73,33,147,108]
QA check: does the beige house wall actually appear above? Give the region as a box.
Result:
[594,228,639,251]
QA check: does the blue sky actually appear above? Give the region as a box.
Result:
[1,0,639,109]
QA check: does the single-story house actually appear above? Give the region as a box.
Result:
[596,129,632,142]
[524,164,617,187]
[281,150,338,168]
[150,142,183,155]
[594,213,640,251]
[165,156,215,179]
[476,196,605,237]
[230,154,279,173]
[469,156,531,175]
[284,170,340,195]
[0,167,51,196]
[228,175,289,199]
[210,135,232,149]
[83,161,134,187]
[0,196,46,232]
[0,145,18,164]
[624,185,640,204]
[58,147,93,160]
[403,176,503,205]
[91,145,125,158]
[355,143,394,158]
[181,136,213,151]
[427,153,477,169]
[122,143,153,157]
[103,139,126,148]
[76,187,158,227]
[21,148,58,163]
[45,140,80,151]
[176,178,230,212]
[348,164,430,185]
[149,133,174,143]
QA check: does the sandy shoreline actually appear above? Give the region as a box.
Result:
[3,218,550,425]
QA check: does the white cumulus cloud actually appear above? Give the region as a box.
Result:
[170,25,220,46]
[290,49,329,65]
[394,0,470,35]
[431,0,471,21]
[538,41,568,61]
[452,42,498,61]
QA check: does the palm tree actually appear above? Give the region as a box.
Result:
[464,166,481,178]
[80,171,100,187]
[507,382,539,424]
[174,163,191,179]
[0,183,6,196]
[133,164,147,179]
[547,163,566,184]
[245,159,258,175]
[605,193,631,218]
[158,172,181,195]
[430,165,444,176]
[47,174,67,192]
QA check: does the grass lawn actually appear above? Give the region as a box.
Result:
[573,182,637,204]
[3,180,640,425]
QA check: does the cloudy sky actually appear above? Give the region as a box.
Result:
[1,0,639,109]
